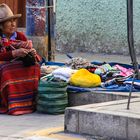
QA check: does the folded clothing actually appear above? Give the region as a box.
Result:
[52,67,77,80]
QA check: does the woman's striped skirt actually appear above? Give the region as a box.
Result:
[0,61,40,115]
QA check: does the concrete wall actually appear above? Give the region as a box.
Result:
[56,0,140,55]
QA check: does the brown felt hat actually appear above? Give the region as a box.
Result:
[0,3,21,23]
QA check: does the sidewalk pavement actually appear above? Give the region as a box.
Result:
[0,112,88,140]
[55,52,140,64]
[1,52,140,140]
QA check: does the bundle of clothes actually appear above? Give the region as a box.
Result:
[40,56,139,92]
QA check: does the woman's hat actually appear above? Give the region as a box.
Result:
[0,3,21,23]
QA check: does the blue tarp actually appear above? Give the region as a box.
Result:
[67,84,139,93]
[41,60,140,92]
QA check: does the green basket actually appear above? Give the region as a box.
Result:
[37,104,67,114]
[37,80,68,114]
[38,92,67,101]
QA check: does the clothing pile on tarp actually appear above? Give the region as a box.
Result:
[39,57,140,98]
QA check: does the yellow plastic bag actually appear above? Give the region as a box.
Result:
[69,68,101,88]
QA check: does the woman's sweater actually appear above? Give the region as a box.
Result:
[0,32,27,61]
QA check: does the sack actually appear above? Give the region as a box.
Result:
[70,68,101,88]
[37,105,67,114]
[37,80,68,114]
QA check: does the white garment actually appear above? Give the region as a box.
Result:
[52,67,77,80]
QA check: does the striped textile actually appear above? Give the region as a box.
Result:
[0,61,40,115]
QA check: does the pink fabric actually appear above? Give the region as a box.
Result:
[113,64,133,77]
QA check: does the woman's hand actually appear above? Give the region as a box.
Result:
[12,48,29,58]
[29,48,36,56]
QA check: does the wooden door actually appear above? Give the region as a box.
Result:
[0,0,26,27]
[17,0,26,27]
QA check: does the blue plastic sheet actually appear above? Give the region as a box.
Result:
[41,60,140,92]
[67,84,139,93]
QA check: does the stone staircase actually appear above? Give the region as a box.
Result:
[65,91,140,140]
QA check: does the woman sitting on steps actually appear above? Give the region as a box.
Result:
[0,3,41,115]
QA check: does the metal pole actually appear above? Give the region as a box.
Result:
[127,73,136,109]
[48,0,52,61]
[127,0,140,79]
[127,0,140,109]
[47,0,56,61]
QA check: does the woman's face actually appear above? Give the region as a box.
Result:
[2,18,17,36]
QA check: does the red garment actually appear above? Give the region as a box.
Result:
[0,61,40,115]
[0,32,27,61]
[0,32,41,115]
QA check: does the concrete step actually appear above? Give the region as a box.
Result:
[65,98,140,140]
[68,91,140,106]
